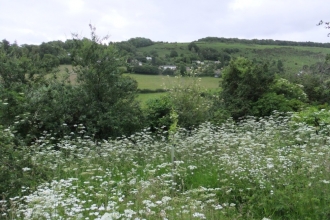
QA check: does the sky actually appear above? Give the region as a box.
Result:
[1,0,330,45]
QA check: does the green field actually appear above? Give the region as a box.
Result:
[125,73,221,91]
[126,74,221,104]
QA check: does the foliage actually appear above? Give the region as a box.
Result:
[5,113,330,219]
[0,39,57,134]
[0,42,30,88]
[127,37,154,48]
[0,126,51,201]
[199,47,222,61]
[40,54,60,72]
[162,68,175,76]
[221,57,275,119]
[145,95,173,131]
[187,42,200,52]
[145,75,215,131]
[169,50,178,58]
[69,25,144,139]
[114,41,137,55]
[132,65,159,75]
[165,75,213,128]
[292,105,330,129]
[269,78,308,102]
[251,92,304,117]
[294,60,330,104]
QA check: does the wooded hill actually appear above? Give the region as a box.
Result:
[7,36,329,78]
[129,37,329,77]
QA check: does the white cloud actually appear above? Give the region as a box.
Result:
[0,0,330,45]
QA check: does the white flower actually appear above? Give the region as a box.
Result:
[22,167,31,172]
[192,212,206,219]
[100,212,121,220]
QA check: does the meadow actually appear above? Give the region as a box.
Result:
[125,73,221,91]
[58,66,222,104]
[3,112,330,219]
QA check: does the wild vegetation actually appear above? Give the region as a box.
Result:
[2,25,330,219]
[3,113,330,219]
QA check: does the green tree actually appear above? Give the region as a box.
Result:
[221,57,275,119]
[41,54,60,72]
[70,24,144,139]
[127,37,153,47]
[0,39,48,132]
[170,50,178,58]
[188,42,200,53]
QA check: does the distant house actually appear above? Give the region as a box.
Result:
[159,65,177,70]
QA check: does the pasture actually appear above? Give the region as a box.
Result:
[124,73,221,91]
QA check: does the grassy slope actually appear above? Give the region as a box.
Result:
[138,41,329,75]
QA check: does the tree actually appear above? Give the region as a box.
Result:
[188,42,200,53]
[70,24,144,139]
[0,39,61,143]
[127,37,153,47]
[41,54,60,72]
[170,50,178,58]
[317,20,330,36]
[221,57,275,119]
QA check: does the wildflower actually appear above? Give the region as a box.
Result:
[192,212,206,219]
[101,212,121,220]
[187,165,197,170]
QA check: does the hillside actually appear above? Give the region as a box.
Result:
[135,40,329,76]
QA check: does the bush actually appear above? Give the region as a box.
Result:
[133,65,159,75]
[0,126,50,200]
[166,76,213,128]
[269,78,308,102]
[145,95,173,131]
[251,92,304,117]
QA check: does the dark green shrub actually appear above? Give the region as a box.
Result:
[0,126,50,200]
[251,92,304,117]
[145,95,173,131]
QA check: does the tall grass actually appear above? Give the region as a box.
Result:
[3,112,330,219]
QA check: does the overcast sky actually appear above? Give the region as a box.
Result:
[1,0,330,45]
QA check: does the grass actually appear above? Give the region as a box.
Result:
[3,111,330,219]
[137,92,166,108]
[129,74,222,105]
[125,73,221,91]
